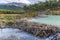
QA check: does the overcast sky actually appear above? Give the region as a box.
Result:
[0,0,45,4]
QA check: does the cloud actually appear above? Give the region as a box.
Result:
[19,0,31,4]
[0,0,31,4]
[0,0,46,4]
[28,0,45,4]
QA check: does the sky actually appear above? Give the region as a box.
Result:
[0,0,45,4]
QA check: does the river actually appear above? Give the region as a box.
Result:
[30,15,60,26]
[0,28,53,40]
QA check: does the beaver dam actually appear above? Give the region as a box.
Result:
[0,20,60,40]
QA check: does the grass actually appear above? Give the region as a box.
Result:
[0,12,38,22]
[0,9,37,22]
[45,10,60,15]
[0,9,25,14]
[50,10,60,15]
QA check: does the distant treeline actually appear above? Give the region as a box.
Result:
[23,0,60,12]
[22,0,60,15]
[0,9,24,14]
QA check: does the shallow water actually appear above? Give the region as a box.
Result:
[31,15,60,26]
[0,28,53,40]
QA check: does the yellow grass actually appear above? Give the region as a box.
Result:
[49,10,60,15]
[0,12,38,22]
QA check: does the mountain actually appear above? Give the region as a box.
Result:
[0,2,26,10]
[7,2,26,7]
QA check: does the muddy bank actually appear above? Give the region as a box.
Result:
[0,20,60,38]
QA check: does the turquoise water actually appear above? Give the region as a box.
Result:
[31,15,60,26]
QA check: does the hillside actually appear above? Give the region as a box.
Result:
[0,2,26,11]
[0,5,21,10]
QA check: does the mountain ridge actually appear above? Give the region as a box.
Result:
[0,2,26,10]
